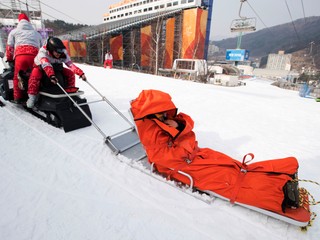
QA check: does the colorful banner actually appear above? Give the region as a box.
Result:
[181,8,208,59]
[110,35,123,61]
[62,40,87,58]
[164,18,175,69]
[141,25,151,67]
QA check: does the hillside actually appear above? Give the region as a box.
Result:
[212,16,320,70]
[43,19,88,35]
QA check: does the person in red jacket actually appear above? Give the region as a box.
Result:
[26,37,87,108]
[103,50,113,68]
[131,89,305,217]
[5,13,43,103]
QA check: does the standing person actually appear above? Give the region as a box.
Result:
[26,37,87,108]
[103,50,113,68]
[5,12,43,103]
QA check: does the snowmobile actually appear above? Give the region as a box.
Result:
[0,58,145,160]
[0,63,92,132]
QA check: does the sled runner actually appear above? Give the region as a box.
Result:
[149,159,312,227]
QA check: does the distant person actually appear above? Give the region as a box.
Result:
[104,50,113,68]
[5,12,43,103]
[26,37,87,108]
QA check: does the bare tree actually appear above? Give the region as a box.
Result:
[149,14,165,75]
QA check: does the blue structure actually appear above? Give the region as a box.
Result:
[203,0,214,60]
[299,83,311,97]
[226,49,250,61]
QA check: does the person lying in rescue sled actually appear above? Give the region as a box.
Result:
[130,89,304,216]
[26,37,87,108]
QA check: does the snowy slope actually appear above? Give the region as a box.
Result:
[0,63,319,240]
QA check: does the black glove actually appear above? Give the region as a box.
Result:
[50,75,58,84]
[80,74,87,81]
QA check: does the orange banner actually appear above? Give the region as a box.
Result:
[62,40,87,58]
[141,25,151,67]
[164,18,175,69]
[181,8,208,59]
[110,35,123,61]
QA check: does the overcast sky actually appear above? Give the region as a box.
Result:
[39,0,320,40]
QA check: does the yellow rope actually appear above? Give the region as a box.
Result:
[294,178,320,230]
[297,179,320,205]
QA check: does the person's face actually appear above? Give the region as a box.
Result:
[53,50,62,58]
[155,112,167,121]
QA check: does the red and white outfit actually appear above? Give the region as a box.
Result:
[27,45,85,95]
[103,52,113,68]
[6,13,43,100]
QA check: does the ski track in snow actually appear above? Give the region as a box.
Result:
[1,103,221,239]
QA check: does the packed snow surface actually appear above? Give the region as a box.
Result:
[1,63,319,240]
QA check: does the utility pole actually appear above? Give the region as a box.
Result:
[309,41,315,55]
[309,41,315,66]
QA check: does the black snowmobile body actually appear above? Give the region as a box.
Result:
[0,66,14,101]
[0,64,92,132]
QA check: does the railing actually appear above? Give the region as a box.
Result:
[58,9,182,40]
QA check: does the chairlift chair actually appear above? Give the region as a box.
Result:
[230,17,256,32]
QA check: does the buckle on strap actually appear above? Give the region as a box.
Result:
[185,158,192,164]
[230,153,255,204]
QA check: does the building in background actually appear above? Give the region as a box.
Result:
[266,51,292,70]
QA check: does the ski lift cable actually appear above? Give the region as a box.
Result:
[245,0,273,35]
[0,2,12,9]
[16,0,86,25]
[38,0,86,25]
[284,0,301,42]
[11,0,57,21]
[300,0,306,23]
[245,0,268,30]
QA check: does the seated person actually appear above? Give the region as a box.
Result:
[27,37,87,108]
[130,89,303,215]
[5,13,43,103]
